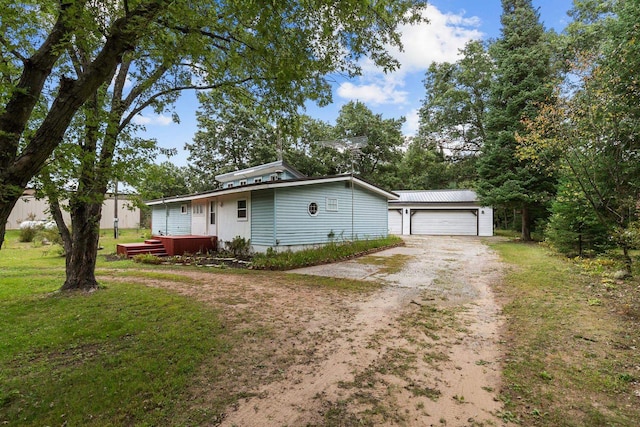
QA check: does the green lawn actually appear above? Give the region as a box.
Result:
[0,230,230,426]
[491,241,639,426]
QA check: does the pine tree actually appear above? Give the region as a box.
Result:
[477,0,557,240]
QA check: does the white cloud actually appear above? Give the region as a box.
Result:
[337,73,408,105]
[392,7,483,70]
[133,114,173,126]
[403,108,421,136]
[337,5,483,107]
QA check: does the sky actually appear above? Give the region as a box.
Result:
[134,0,575,167]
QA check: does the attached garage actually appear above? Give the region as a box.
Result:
[388,190,493,237]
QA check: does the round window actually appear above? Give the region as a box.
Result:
[308,202,318,216]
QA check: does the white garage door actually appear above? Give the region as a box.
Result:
[388,209,403,235]
[411,210,478,235]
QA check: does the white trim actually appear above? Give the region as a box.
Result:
[308,202,319,216]
[237,199,248,221]
[326,197,338,212]
[146,175,398,206]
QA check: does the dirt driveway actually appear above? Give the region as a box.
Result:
[233,235,506,427]
[120,235,505,426]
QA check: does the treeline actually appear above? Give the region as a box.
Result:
[143,1,639,273]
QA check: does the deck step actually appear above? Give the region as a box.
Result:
[117,242,169,258]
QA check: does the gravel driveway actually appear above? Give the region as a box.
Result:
[221,235,507,426]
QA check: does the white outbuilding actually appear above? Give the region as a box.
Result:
[388,190,493,237]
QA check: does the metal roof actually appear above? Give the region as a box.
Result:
[390,190,479,204]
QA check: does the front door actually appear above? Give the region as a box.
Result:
[207,200,217,236]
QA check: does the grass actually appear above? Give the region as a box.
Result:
[251,235,403,270]
[491,241,640,426]
[0,228,383,426]
[0,230,234,426]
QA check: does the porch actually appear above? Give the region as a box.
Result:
[117,235,218,258]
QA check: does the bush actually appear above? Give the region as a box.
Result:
[225,236,251,258]
[545,176,613,257]
[132,253,163,265]
[19,226,39,243]
[252,235,402,270]
[35,227,63,246]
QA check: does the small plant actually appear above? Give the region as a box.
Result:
[226,236,251,258]
[132,253,163,264]
[19,225,39,242]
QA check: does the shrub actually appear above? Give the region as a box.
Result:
[35,227,63,246]
[19,226,39,243]
[252,235,402,270]
[545,177,613,257]
[132,253,163,265]
[226,236,251,258]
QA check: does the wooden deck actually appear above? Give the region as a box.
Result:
[117,235,217,258]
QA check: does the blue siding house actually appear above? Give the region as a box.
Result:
[146,161,397,252]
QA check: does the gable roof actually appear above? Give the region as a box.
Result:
[390,189,479,204]
[146,174,399,206]
[214,160,305,183]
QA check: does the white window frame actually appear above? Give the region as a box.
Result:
[239,179,247,186]
[254,177,262,183]
[326,198,338,212]
[180,204,188,214]
[308,202,319,217]
[226,183,233,188]
[237,199,248,221]
[193,203,204,215]
[209,201,216,225]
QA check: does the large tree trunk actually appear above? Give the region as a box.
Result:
[0,196,20,249]
[521,205,532,241]
[0,1,165,250]
[60,201,103,291]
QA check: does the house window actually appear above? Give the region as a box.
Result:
[254,177,262,183]
[193,204,204,215]
[226,183,233,188]
[237,199,247,220]
[239,180,247,186]
[308,202,319,216]
[270,174,277,181]
[209,201,216,224]
[180,204,188,214]
[326,198,338,212]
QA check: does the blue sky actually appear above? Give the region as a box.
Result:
[134,0,574,166]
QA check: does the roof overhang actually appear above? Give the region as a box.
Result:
[146,175,398,206]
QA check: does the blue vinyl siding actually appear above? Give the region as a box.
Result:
[273,181,388,246]
[251,189,275,245]
[151,202,191,235]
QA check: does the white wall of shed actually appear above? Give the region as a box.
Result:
[478,206,493,236]
[7,195,141,230]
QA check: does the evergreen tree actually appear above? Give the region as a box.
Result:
[477,0,557,240]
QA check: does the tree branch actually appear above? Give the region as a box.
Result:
[119,77,254,132]
[0,34,28,63]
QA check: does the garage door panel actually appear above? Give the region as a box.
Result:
[411,210,477,235]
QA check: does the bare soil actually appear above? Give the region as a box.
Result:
[103,236,506,426]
